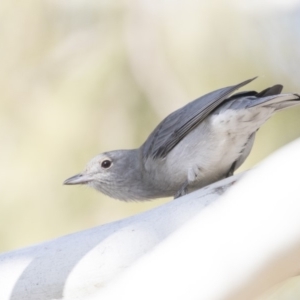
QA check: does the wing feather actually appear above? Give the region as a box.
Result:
[142,77,257,160]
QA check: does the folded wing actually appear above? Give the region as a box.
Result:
[142,77,257,160]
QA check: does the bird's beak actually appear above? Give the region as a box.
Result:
[63,173,91,185]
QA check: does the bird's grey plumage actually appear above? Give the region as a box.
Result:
[142,77,256,159]
[64,78,300,201]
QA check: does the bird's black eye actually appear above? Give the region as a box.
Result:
[101,159,112,169]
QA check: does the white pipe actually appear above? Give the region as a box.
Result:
[88,139,300,300]
[0,169,239,300]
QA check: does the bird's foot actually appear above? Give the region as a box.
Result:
[174,181,189,199]
[226,161,237,178]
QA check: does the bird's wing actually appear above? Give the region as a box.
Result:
[141,77,257,160]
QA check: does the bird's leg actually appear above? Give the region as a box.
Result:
[174,180,189,199]
[174,165,201,199]
[226,161,237,178]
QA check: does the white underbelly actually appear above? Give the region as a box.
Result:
[162,106,275,188]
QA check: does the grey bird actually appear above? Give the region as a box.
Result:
[64,78,300,200]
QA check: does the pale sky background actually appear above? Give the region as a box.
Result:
[1,0,300,252]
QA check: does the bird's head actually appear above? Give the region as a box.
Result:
[63,149,141,200]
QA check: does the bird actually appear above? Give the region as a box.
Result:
[64,77,300,201]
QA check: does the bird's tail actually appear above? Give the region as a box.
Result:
[262,94,300,112]
[249,84,300,112]
[270,94,300,112]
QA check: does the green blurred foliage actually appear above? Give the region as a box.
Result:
[1,0,300,252]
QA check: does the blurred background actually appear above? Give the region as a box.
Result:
[1,0,300,253]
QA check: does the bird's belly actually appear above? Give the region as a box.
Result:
[163,131,247,189]
[158,107,273,190]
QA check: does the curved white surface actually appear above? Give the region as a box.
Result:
[88,139,300,300]
[0,171,238,300]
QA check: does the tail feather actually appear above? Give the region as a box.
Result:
[269,94,300,111]
[256,84,283,97]
[248,93,300,111]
